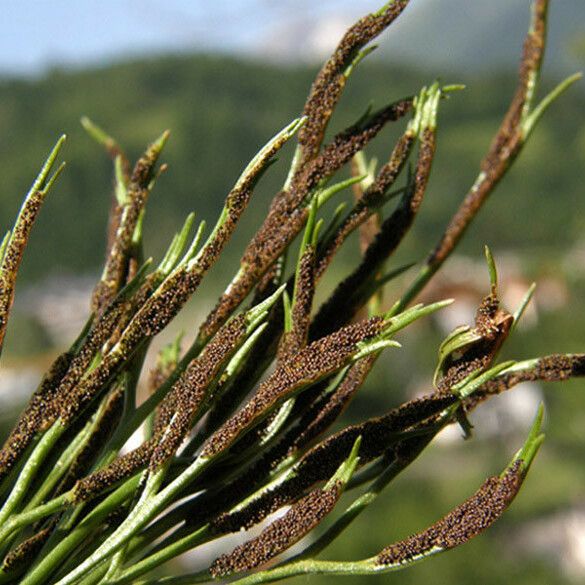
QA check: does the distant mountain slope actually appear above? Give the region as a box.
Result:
[382,0,584,73]
[259,0,584,74]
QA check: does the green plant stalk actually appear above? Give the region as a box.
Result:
[18,475,141,585]
[63,385,342,585]
[24,387,117,515]
[39,350,152,559]
[134,425,442,579]
[0,423,65,534]
[51,525,117,584]
[55,456,212,584]
[0,412,104,566]
[108,525,211,584]
[0,1,580,583]
[0,492,69,548]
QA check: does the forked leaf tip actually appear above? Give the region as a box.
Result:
[484,245,498,289]
[510,404,545,474]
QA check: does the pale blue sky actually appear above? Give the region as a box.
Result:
[0,0,383,74]
[1,1,582,77]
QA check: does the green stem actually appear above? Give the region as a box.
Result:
[109,525,210,584]
[24,391,114,513]
[105,338,203,460]
[0,492,69,546]
[19,475,140,585]
[0,422,65,533]
[55,457,212,585]
[228,558,388,585]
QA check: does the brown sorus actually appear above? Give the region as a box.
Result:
[278,246,316,362]
[468,353,585,410]
[293,354,377,450]
[2,523,56,572]
[202,317,385,458]
[427,0,547,268]
[92,134,167,313]
[317,132,415,278]
[0,190,44,350]
[201,99,411,342]
[213,393,455,534]
[72,439,155,503]
[377,461,524,565]
[0,350,73,483]
[56,386,124,495]
[211,483,342,577]
[312,128,435,337]
[436,291,513,394]
[148,314,247,470]
[298,0,409,164]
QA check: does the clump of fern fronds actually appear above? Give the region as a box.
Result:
[0,1,582,584]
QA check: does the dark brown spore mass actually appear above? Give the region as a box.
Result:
[148,314,247,469]
[73,439,155,503]
[377,461,523,565]
[0,191,44,350]
[427,0,547,267]
[0,350,73,482]
[278,246,315,361]
[2,523,55,571]
[210,483,342,577]
[213,393,455,534]
[299,0,409,164]
[66,155,264,430]
[201,317,385,458]
[201,98,411,342]
[312,128,435,337]
[92,135,165,313]
[57,386,124,494]
[436,291,512,394]
[293,355,376,450]
[468,353,585,410]
[316,132,415,278]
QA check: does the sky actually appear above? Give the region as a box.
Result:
[0,0,387,74]
[1,0,583,77]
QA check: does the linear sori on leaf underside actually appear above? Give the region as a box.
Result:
[0,0,582,584]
